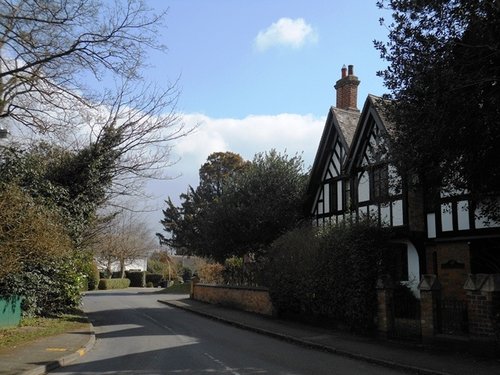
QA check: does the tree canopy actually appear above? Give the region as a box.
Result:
[158,151,249,260]
[198,151,250,197]
[375,0,500,219]
[158,150,308,262]
[0,137,120,246]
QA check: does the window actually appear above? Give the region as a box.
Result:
[372,165,389,200]
[426,213,437,238]
[358,171,370,202]
[457,200,470,230]
[344,179,351,208]
[323,183,330,214]
[336,180,343,211]
[392,200,404,226]
[388,164,402,196]
[441,203,453,231]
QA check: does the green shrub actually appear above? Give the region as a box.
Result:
[0,184,73,281]
[267,226,321,317]
[0,258,83,317]
[98,278,130,290]
[267,220,394,334]
[125,271,145,287]
[146,282,154,288]
[223,256,244,285]
[80,259,100,291]
[146,273,163,287]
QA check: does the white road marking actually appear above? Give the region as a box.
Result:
[203,352,241,375]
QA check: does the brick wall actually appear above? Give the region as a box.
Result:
[192,284,275,316]
[467,291,495,337]
[465,274,500,340]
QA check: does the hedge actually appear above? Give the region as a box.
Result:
[98,278,131,290]
[0,259,82,317]
[267,220,395,334]
[146,273,163,287]
[125,271,146,287]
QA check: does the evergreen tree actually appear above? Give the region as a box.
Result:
[375,0,500,220]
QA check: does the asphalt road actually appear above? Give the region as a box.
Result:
[53,289,405,375]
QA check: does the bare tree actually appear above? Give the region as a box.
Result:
[0,0,167,133]
[94,210,156,278]
[1,0,195,206]
[81,79,189,202]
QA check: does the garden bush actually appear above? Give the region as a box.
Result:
[267,220,395,334]
[80,259,100,291]
[198,263,224,284]
[146,273,163,287]
[0,258,83,317]
[223,256,244,285]
[98,278,130,290]
[125,271,146,287]
[266,226,322,317]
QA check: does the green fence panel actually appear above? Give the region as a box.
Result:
[0,296,23,329]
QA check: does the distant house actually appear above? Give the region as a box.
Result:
[97,257,148,275]
[306,65,500,298]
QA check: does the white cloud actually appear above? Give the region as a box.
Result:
[148,112,325,219]
[254,18,318,52]
[174,112,324,168]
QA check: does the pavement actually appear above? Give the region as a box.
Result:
[1,296,499,375]
[0,322,94,375]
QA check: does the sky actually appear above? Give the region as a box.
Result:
[135,0,392,234]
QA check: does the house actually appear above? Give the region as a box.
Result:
[306,65,500,299]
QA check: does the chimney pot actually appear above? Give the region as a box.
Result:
[341,65,347,78]
[348,64,354,75]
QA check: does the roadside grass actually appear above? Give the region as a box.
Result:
[153,282,191,294]
[0,314,88,351]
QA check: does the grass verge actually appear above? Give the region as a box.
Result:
[153,282,191,294]
[0,313,88,351]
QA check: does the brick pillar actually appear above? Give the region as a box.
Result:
[190,275,200,299]
[465,274,500,340]
[376,274,394,336]
[419,274,441,339]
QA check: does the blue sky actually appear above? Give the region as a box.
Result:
[146,0,389,118]
[136,0,392,232]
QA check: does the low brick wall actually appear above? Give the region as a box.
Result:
[192,283,275,316]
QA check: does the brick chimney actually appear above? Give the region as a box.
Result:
[334,64,360,111]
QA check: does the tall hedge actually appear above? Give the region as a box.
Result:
[125,271,146,287]
[267,220,395,334]
[0,184,82,317]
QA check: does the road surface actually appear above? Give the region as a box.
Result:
[53,289,404,374]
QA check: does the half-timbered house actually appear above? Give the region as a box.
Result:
[307,65,500,299]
